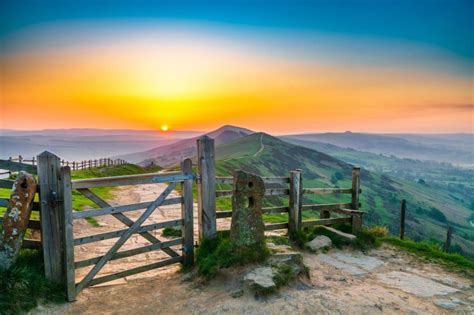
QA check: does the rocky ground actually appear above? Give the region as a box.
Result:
[35,184,473,314]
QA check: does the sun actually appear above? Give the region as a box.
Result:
[161,124,169,132]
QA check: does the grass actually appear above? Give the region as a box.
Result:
[196,231,270,279]
[162,227,182,237]
[381,237,474,276]
[0,250,64,314]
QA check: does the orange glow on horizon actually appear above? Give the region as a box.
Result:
[0,26,472,134]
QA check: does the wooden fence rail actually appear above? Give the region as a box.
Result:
[5,155,127,171]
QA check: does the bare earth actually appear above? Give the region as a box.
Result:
[35,184,473,314]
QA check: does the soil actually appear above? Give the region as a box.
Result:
[35,184,473,314]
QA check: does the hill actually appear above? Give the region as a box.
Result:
[213,133,473,257]
[282,132,473,166]
[119,125,254,166]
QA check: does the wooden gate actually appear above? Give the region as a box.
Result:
[61,158,194,301]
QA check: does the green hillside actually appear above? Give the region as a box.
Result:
[214,133,473,257]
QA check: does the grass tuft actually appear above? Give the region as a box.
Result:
[162,227,182,237]
[0,250,65,313]
[196,231,270,279]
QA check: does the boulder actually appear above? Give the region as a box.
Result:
[306,235,332,251]
[244,267,276,292]
[230,170,266,248]
[0,171,37,270]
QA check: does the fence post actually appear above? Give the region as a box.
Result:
[400,199,406,240]
[18,155,23,164]
[37,151,65,283]
[351,167,362,232]
[289,170,302,239]
[60,166,76,301]
[444,226,452,252]
[197,136,217,240]
[181,158,194,266]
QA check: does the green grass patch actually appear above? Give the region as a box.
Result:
[162,227,182,237]
[381,237,474,276]
[266,235,291,246]
[196,231,270,279]
[0,250,65,313]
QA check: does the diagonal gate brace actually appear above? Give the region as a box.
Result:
[76,182,177,293]
[77,188,179,258]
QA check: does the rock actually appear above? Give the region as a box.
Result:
[0,171,37,270]
[244,267,276,293]
[230,289,244,298]
[269,252,305,276]
[306,235,332,251]
[433,298,463,309]
[230,170,266,248]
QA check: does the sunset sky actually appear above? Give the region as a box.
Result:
[1,1,472,134]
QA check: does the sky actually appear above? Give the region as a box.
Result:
[0,1,473,134]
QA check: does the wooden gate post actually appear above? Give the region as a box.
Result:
[181,158,194,266]
[60,166,76,301]
[197,136,217,240]
[288,170,302,239]
[351,167,362,231]
[400,199,406,240]
[444,226,452,252]
[37,151,65,283]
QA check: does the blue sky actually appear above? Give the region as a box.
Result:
[1,0,473,59]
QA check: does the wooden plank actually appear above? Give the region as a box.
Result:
[87,256,183,287]
[215,177,233,184]
[197,136,217,240]
[0,160,37,174]
[74,219,183,245]
[301,217,352,227]
[37,151,64,284]
[216,188,289,197]
[22,239,41,249]
[215,176,290,185]
[181,158,194,266]
[75,238,183,269]
[75,182,177,293]
[0,179,14,189]
[321,226,357,241]
[76,188,180,258]
[288,170,302,238]
[72,197,183,219]
[302,203,352,212]
[303,188,352,195]
[265,223,288,231]
[61,166,76,301]
[71,172,192,189]
[331,208,366,216]
[216,206,289,219]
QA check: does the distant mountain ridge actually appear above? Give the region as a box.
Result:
[282,132,473,165]
[117,125,254,166]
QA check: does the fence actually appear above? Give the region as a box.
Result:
[4,155,127,174]
[195,136,364,241]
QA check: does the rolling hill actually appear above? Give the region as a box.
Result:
[119,125,254,166]
[282,132,473,166]
[212,133,473,257]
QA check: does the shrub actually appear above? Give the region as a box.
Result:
[161,227,182,237]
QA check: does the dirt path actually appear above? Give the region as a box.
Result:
[37,185,473,314]
[253,133,265,157]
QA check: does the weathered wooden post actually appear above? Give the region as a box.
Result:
[444,226,452,252]
[72,161,76,170]
[351,167,362,232]
[197,136,217,240]
[181,158,194,266]
[32,156,36,165]
[18,155,23,164]
[289,169,302,239]
[60,166,76,301]
[37,151,65,283]
[400,199,406,240]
